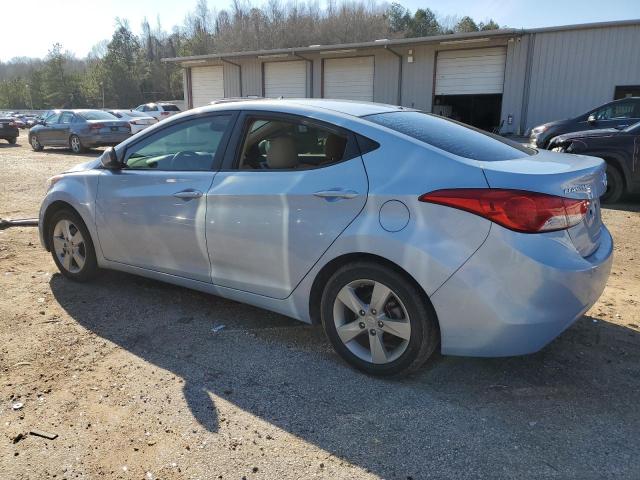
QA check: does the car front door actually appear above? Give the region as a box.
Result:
[37,112,60,144]
[205,112,368,299]
[95,113,236,282]
[50,111,74,145]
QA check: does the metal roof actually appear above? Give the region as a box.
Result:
[162,19,640,64]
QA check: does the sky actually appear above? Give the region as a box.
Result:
[1,0,638,61]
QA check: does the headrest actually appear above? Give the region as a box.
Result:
[267,136,298,169]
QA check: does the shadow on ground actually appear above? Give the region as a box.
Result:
[50,269,640,478]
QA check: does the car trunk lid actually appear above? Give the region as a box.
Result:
[480,149,607,257]
[87,119,130,134]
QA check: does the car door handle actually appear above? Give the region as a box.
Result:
[173,189,203,200]
[313,189,359,199]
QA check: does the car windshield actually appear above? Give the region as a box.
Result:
[79,110,118,121]
[623,121,640,134]
[365,111,535,161]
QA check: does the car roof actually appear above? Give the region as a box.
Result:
[201,98,412,118]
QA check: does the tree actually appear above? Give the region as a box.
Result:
[479,19,500,31]
[387,3,411,34]
[455,16,479,33]
[407,8,441,38]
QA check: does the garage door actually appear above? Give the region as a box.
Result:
[264,61,307,98]
[435,47,506,95]
[323,56,374,102]
[191,66,224,107]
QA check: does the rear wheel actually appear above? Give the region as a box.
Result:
[30,134,43,151]
[321,261,439,376]
[48,209,98,281]
[602,163,624,204]
[7,137,16,144]
[69,135,85,154]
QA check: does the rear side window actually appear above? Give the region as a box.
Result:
[161,104,180,112]
[80,110,117,121]
[365,111,534,161]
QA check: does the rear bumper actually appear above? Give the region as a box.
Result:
[0,127,19,139]
[80,133,130,147]
[432,224,613,357]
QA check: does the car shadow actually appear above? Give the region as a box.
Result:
[602,194,640,213]
[0,142,21,148]
[50,270,640,477]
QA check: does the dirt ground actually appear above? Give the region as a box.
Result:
[1,138,639,480]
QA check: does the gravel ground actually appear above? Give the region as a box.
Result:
[1,139,640,479]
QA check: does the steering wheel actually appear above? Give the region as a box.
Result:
[170,151,200,170]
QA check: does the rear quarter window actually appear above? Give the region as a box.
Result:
[365,111,534,161]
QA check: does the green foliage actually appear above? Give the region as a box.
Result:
[455,16,479,33]
[407,8,441,37]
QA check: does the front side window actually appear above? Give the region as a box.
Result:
[59,112,74,124]
[594,101,635,120]
[237,117,348,170]
[46,113,61,124]
[124,115,231,171]
[365,111,533,161]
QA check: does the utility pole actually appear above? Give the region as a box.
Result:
[25,84,33,110]
[100,81,105,108]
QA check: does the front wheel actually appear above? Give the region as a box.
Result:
[69,135,85,154]
[602,164,624,204]
[48,209,98,281]
[321,261,439,376]
[30,134,43,151]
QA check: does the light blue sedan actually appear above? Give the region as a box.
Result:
[39,99,613,376]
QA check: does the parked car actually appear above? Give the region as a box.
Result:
[0,116,19,144]
[548,121,640,203]
[134,102,180,120]
[24,115,39,128]
[39,99,612,376]
[11,116,26,129]
[29,109,131,153]
[530,97,640,148]
[107,109,158,134]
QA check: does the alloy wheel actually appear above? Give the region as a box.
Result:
[70,136,81,153]
[31,136,40,149]
[52,219,86,273]
[333,279,411,364]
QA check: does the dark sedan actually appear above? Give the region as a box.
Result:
[0,116,19,144]
[29,110,131,153]
[548,121,640,203]
[530,97,640,149]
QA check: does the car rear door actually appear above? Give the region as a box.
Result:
[205,112,368,299]
[95,112,236,282]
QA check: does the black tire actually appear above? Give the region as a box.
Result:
[7,137,16,144]
[69,134,86,154]
[321,261,439,377]
[602,163,624,204]
[30,134,43,151]
[48,208,99,282]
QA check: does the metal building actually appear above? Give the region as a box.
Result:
[163,19,640,134]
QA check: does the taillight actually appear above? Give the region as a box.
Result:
[89,123,104,131]
[8,121,15,127]
[419,189,589,233]
[160,111,170,116]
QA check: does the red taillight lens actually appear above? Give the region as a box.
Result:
[89,123,105,131]
[160,111,170,116]
[419,189,589,233]
[9,121,16,127]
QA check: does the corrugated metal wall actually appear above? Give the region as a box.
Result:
[524,24,640,131]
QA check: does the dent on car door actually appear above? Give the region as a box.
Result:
[206,113,369,299]
[95,113,236,282]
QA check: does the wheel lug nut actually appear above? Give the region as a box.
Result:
[377,321,384,328]
[359,310,366,316]
[359,322,365,329]
[371,309,377,315]
[369,329,376,336]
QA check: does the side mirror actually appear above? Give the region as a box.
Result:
[101,147,122,169]
[587,114,597,125]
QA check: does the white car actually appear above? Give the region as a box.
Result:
[134,103,181,121]
[107,110,158,134]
